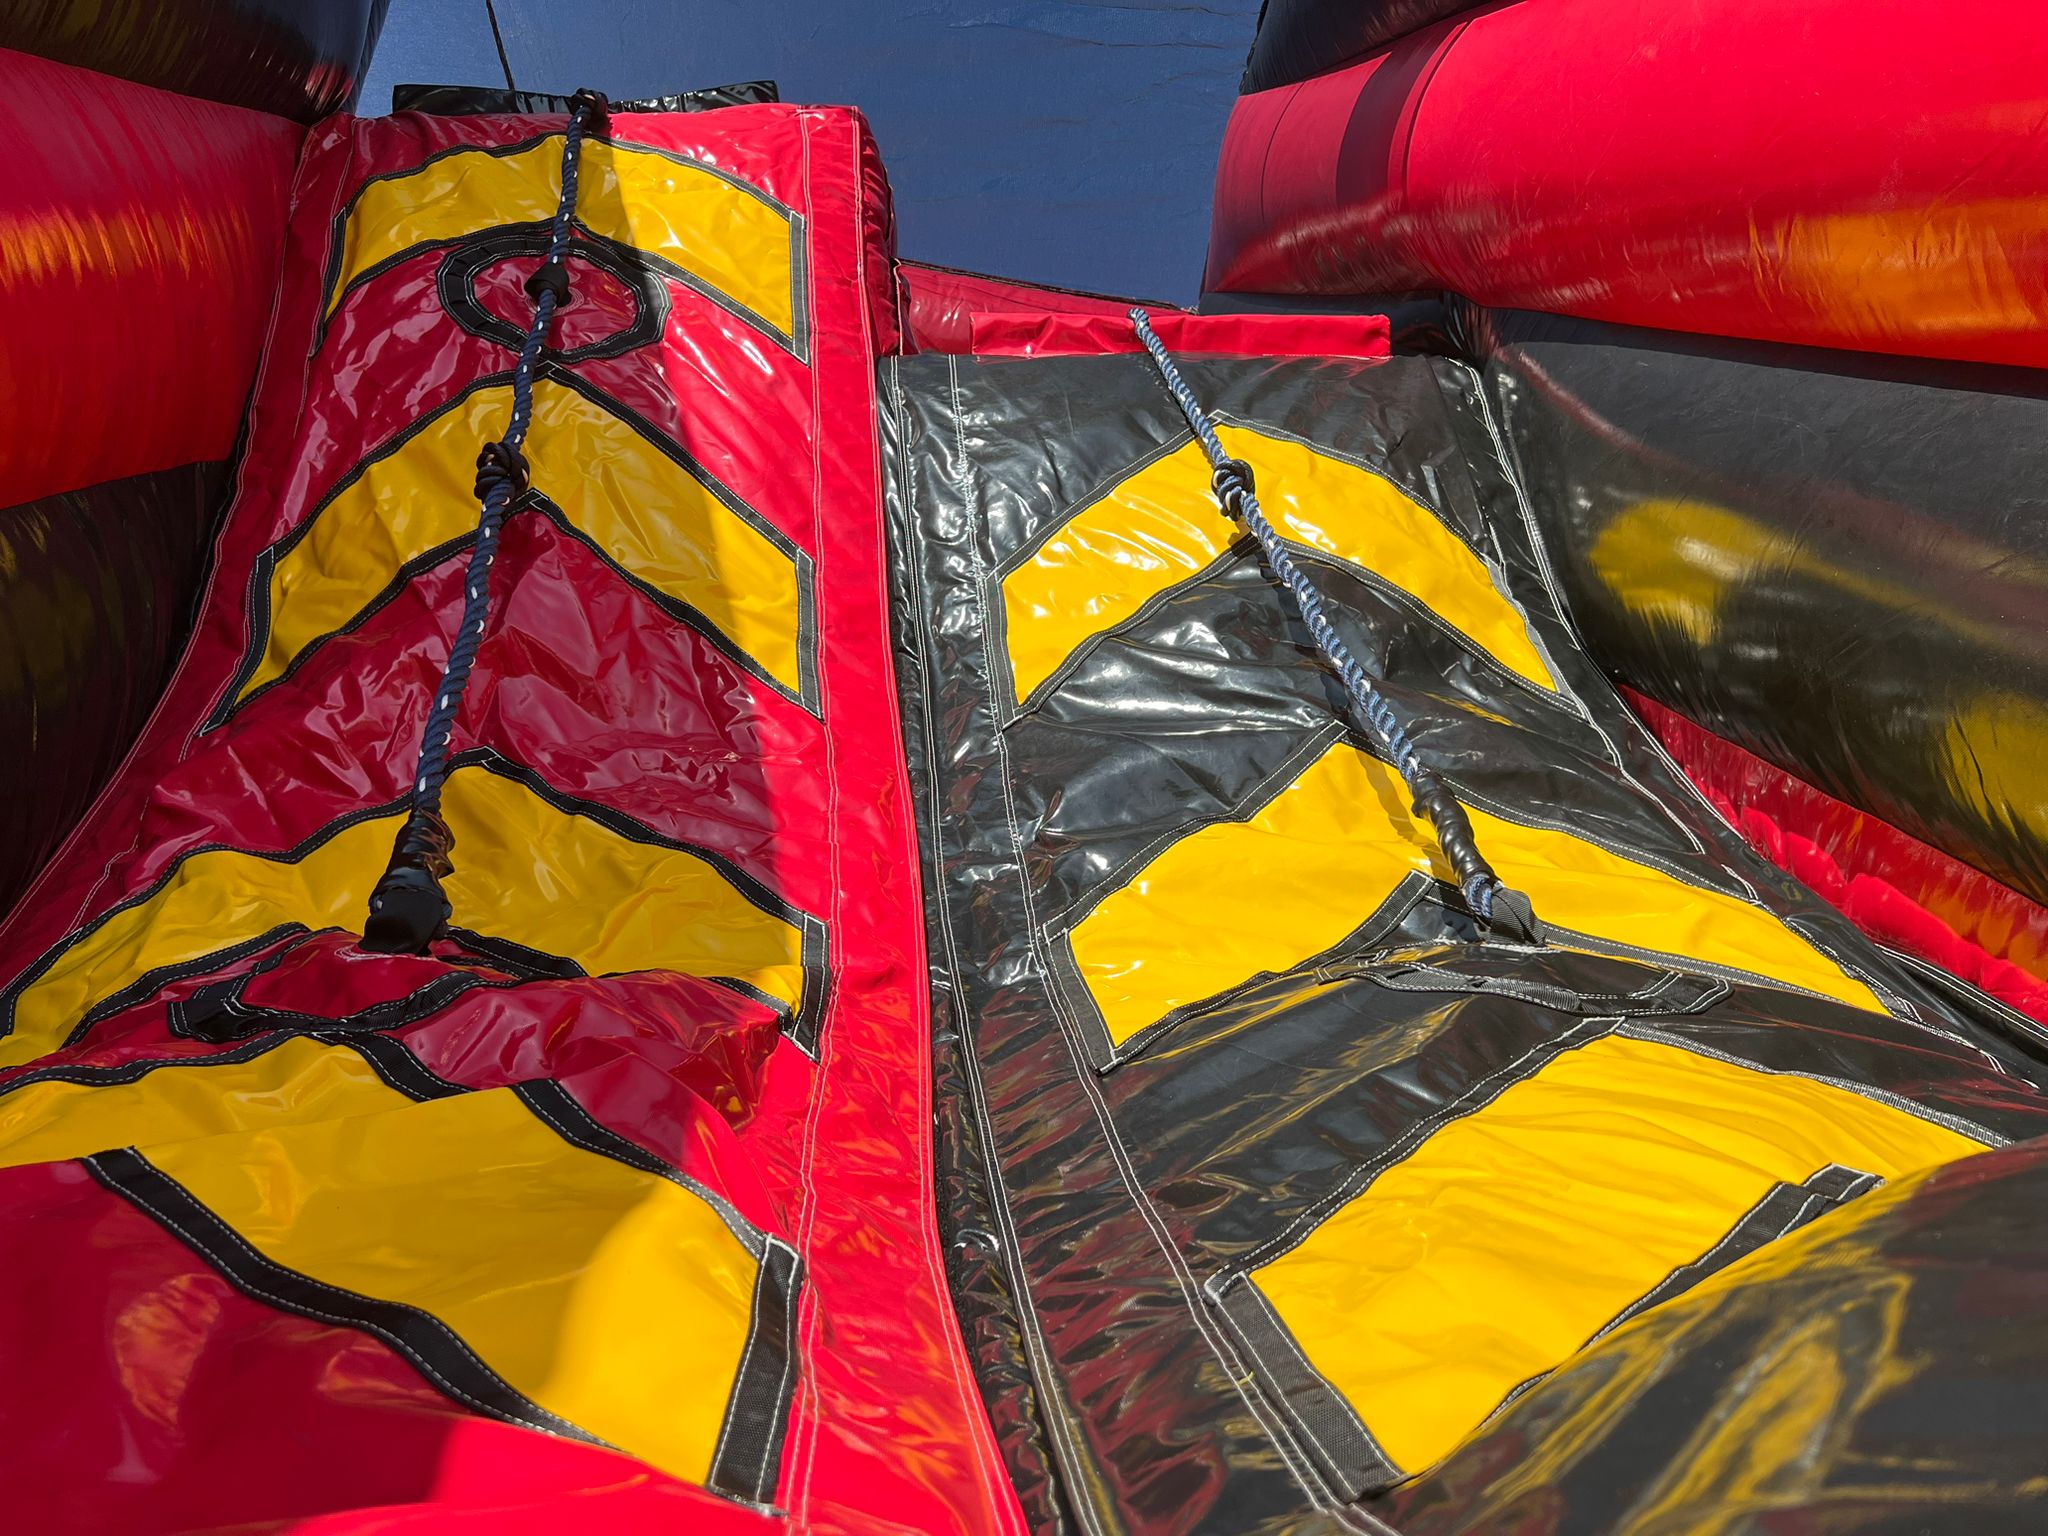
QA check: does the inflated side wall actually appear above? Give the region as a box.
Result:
[884,346,2048,1533]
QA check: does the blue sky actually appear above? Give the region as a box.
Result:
[360,0,1262,303]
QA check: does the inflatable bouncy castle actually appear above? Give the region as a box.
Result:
[4,1,2048,1530]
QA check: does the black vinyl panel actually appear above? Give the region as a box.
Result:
[883,349,2048,1533]
[1240,0,1484,93]
[0,463,224,916]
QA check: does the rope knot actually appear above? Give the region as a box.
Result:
[473,439,530,503]
[1211,457,1255,520]
[568,88,611,132]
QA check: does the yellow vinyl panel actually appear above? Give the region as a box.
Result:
[1,764,810,1069]
[0,815,394,1069]
[241,377,805,704]
[327,136,797,341]
[0,1038,412,1170]
[1252,1031,1985,1475]
[1001,426,1557,708]
[144,1085,764,1486]
[1066,738,1886,1048]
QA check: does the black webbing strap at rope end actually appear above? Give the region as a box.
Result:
[362,808,456,953]
[1417,776,1544,944]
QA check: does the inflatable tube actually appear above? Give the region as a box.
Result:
[1457,302,2048,912]
[1,0,388,121]
[1207,0,2048,367]
[0,48,301,907]
[1239,0,1483,92]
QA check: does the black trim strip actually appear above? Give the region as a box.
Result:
[171,968,504,1044]
[319,1032,468,1101]
[1054,868,1447,1073]
[0,1012,459,1117]
[442,926,588,980]
[1344,956,1729,1019]
[0,1029,296,1099]
[86,1146,609,1450]
[1209,1276,1398,1500]
[1596,1163,1882,1342]
[513,1079,769,1260]
[60,924,311,1049]
[707,1235,805,1506]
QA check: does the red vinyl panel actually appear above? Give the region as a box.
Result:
[1206,0,2048,368]
[0,106,1025,1535]
[965,308,1390,358]
[899,259,1184,354]
[0,48,300,508]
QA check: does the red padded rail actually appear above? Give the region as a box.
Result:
[1630,689,2048,1026]
[1206,0,2048,368]
[0,48,300,508]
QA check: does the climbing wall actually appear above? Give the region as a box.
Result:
[0,104,1024,1534]
[883,343,2048,1533]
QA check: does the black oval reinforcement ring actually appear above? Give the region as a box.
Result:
[437,230,672,364]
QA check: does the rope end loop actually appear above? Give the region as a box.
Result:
[362,808,456,954]
[1463,874,1544,944]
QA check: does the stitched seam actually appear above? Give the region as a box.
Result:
[100,1155,592,1440]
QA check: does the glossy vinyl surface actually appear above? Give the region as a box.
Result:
[0,48,299,511]
[1459,303,2048,917]
[884,348,2048,1532]
[393,82,782,116]
[0,104,1024,1534]
[1386,1130,2048,1532]
[0,461,223,914]
[898,260,1180,355]
[1631,687,2048,1023]
[1,0,387,120]
[1205,0,2048,367]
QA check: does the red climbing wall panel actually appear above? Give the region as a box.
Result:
[0,103,1023,1535]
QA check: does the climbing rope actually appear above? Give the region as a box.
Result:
[363,90,610,953]
[1128,308,1541,942]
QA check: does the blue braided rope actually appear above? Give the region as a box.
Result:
[1128,308,1509,924]
[409,111,589,815]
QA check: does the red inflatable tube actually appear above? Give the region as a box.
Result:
[899,259,1183,354]
[1628,689,2048,1025]
[1206,0,2048,368]
[966,309,1390,358]
[0,48,300,509]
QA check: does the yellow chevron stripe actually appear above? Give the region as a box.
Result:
[0,763,811,1068]
[1067,738,1886,1049]
[328,135,798,344]
[1254,1031,1983,1475]
[1001,426,1556,709]
[240,377,806,706]
[144,1085,766,1487]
